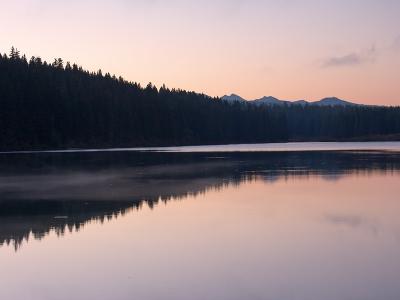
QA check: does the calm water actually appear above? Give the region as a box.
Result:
[3,141,400,154]
[1,143,400,300]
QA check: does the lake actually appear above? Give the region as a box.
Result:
[1,142,400,300]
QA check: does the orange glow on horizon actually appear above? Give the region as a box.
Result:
[0,0,399,105]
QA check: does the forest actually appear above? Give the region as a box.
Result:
[1,48,400,151]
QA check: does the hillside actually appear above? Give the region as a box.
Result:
[1,49,400,151]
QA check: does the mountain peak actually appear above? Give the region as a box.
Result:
[221,94,247,103]
[222,94,360,107]
[253,96,287,106]
[312,97,357,107]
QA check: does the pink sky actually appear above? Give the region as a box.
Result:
[1,0,399,105]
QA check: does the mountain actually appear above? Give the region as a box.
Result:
[221,94,246,103]
[253,96,290,106]
[222,94,359,107]
[312,97,358,107]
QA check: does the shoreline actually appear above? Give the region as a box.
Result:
[1,140,400,154]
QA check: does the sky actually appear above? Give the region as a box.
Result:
[1,0,400,105]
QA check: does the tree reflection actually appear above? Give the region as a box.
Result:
[1,150,400,250]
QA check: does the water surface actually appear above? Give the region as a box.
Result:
[1,145,400,300]
[2,141,400,154]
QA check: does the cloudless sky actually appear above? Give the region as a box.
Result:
[1,0,400,104]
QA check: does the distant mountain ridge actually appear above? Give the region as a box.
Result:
[221,94,360,107]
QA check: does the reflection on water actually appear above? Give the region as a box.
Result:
[0,201,137,250]
[1,149,400,300]
[1,150,400,250]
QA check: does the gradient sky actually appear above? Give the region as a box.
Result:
[1,0,400,105]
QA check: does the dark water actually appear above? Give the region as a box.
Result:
[1,145,400,300]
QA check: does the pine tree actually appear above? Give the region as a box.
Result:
[9,46,20,59]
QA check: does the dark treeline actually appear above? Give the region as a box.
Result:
[1,48,400,150]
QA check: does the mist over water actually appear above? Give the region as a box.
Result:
[1,145,400,300]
